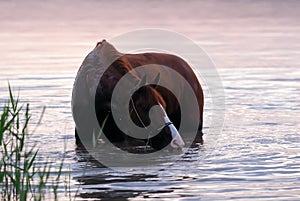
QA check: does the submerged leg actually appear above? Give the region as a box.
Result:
[75,128,85,147]
[190,130,204,147]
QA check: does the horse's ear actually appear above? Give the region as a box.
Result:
[152,73,160,88]
[135,73,160,89]
[138,75,147,87]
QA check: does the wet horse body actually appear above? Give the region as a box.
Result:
[125,52,204,133]
[72,41,203,150]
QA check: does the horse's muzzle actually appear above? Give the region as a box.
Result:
[169,124,185,149]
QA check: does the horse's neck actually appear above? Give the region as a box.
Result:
[96,42,141,95]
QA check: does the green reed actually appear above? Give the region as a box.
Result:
[0,85,67,201]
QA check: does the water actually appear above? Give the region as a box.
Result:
[0,0,299,200]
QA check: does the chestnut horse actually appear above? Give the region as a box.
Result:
[72,40,204,151]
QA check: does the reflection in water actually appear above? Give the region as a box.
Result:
[74,144,203,200]
[76,173,159,200]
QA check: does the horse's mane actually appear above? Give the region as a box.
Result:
[110,56,133,76]
[98,41,140,80]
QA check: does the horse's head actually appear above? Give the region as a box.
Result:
[130,75,185,150]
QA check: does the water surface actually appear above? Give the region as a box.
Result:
[0,0,299,200]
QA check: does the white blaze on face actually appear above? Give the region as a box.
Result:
[159,105,185,149]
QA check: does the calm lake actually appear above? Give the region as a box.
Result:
[0,0,299,200]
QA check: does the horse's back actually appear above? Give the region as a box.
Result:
[125,52,203,105]
[125,53,195,78]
